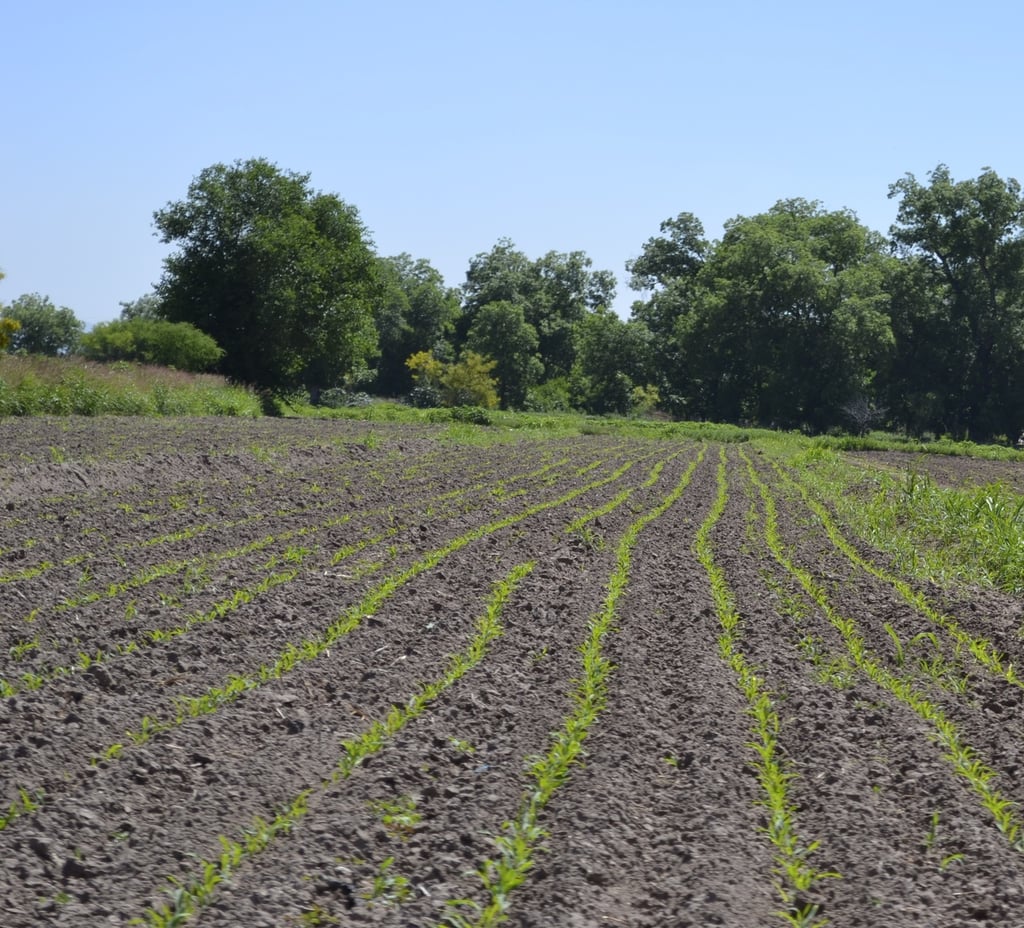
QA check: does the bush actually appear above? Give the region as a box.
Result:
[80,319,224,372]
[450,405,493,425]
[524,377,573,413]
[318,388,372,409]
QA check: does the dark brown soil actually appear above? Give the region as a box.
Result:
[2,417,1023,927]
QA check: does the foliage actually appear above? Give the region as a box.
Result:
[570,307,656,415]
[406,350,499,409]
[887,164,1024,441]
[466,301,543,408]
[119,293,165,321]
[371,253,460,396]
[80,319,224,372]
[457,239,616,378]
[0,354,260,417]
[2,293,84,356]
[631,200,895,430]
[524,376,573,412]
[0,317,18,351]
[154,158,379,397]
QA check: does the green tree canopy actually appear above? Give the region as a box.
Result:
[888,165,1024,440]
[119,293,164,321]
[465,300,543,408]
[80,319,224,372]
[457,240,616,378]
[1,293,84,356]
[570,307,655,415]
[153,158,380,397]
[631,200,894,428]
[372,254,460,396]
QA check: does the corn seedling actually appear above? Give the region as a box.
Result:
[744,449,1024,853]
[362,856,412,906]
[446,451,704,927]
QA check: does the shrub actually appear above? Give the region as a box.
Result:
[80,319,224,372]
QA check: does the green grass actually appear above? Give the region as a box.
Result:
[768,443,1024,594]
[0,355,260,417]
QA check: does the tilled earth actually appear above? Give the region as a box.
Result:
[1,417,1023,927]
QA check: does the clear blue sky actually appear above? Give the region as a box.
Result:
[2,0,1020,328]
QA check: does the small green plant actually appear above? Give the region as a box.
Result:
[883,622,905,667]
[924,810,941,850]
[572,524,605,551]
[362,856,411,906]
[368,796,421,841]
[297,904,339,925]
[8,636,39,659]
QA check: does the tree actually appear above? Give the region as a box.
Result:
[888,165,1024,439]
[2,293,84,356]
[406,349,498,408]
[119,293,164,321]
[153,158,380,398]
[465,301,543,408]
[630,201,895,428]
[80,319,224,372]
[457,240,616,378]
[0,269,17,350]
[695,201,894,429]
[570,307,655,415]
[627,212,709,292]
[528,250,616,377]
[372,254,459,395]
[627,213,710,408]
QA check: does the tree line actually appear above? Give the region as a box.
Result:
[3,159,1023,441]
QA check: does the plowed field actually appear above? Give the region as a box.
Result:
[1,417,1023,927]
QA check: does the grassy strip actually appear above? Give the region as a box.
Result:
[743,451,1024,852]
[695,448,836,928]
[443,447,705,927]
[130,562,536,928]
[0,355,262,417]
[781,445,1024,593]
[761,452,1024,691]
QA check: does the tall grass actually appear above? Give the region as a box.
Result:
[0,355,260,417]
[769,443,1024,594]
[812,432,1022,461]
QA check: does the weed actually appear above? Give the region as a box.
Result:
[368,796,421,841]
[362,856,411,906]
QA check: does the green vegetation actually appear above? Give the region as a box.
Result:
[132,562,536,927]
[744,450,1024,853]
[0,354,260,417]
[1,292,84,356]
[80,318,224,372]
[773,443,1024,593]
[153,157,380,399]
[696,449,837,926]
[4,159,1024,436]
[446,450,703,927]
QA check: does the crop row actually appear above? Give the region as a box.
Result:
[1,430,699,928]
[4,422,1024,926]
